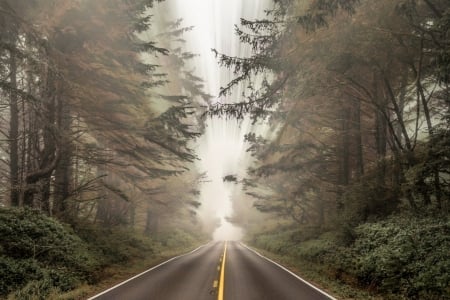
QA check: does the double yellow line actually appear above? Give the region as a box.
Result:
[217,241,227,300]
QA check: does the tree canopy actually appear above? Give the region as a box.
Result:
[0,0,207,234]
[217,0,449,228]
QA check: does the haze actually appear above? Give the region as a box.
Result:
[164,0,271,241]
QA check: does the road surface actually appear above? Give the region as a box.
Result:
[89,241,335,300]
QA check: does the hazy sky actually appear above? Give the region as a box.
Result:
[166,0,271,240]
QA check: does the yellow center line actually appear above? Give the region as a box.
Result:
[217,241,227,300]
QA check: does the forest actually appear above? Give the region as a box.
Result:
[0,0,209,298]
[0,0,449,299]
[220,0,450,299]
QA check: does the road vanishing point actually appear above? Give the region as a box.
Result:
[89,241,336,300]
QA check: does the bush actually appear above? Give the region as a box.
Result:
[249,214,450,299]
[0,208,206,298]
[75,225,155,264]
[155,228,200,250]
[291,236,335,264]
[348,216,450,298]
[340,180,399,227]
[252,228,298,254]
[0,208,100,297]
[0,257,42,295]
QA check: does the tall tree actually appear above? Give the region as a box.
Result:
[214,0,450,229]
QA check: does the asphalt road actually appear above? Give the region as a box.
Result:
[224,242,334,300]
[89,241,335,300]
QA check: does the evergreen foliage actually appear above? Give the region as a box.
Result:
[223,0,449,221]
[0,0,207,296]
[220,0,450,298]
[0,0,206,227]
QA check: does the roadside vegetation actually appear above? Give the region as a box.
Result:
[249,212,450,299]
[216,0,450,299]
[1,0,449,299]
[0,208,206,299]
[0,0,209,298]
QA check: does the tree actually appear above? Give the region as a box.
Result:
[0,0,206,233]
[213,0,450,230]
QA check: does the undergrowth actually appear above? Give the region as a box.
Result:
[250,214,450,300]
[0,208,204,300]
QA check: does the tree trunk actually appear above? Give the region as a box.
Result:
[373,74,388,185]
[354,98,364,177]
[341,105,351,186]
[316,188,324,227]
[145,209,159,236]
[385,78,413,150]
[336,103,351,212]
[53,89,72,219]
[129,203,136,228]
[23,75,60,207]
[9,50,20,207]
[419,92,441,208]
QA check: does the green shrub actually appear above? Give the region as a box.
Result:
[75,225,155,264]
[291,236,334,264]
[252,229,297,254]
[349,216,450,298]
[0,208,100,297]
[0,257,42,295]
[155,228,200,250]
[249,214,450,299]
[340,180,399,227]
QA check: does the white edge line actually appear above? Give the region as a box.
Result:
[88,241,213,299]
[240,242,337,300]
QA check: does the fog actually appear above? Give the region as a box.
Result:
[165,0,271,240]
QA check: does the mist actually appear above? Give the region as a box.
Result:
[2,0,449,298]
[160,0,272,240]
